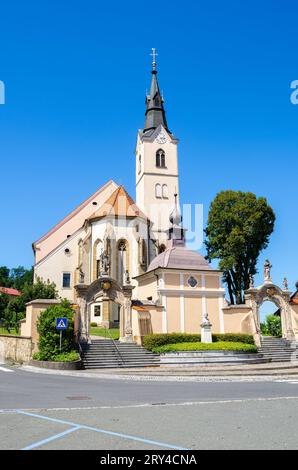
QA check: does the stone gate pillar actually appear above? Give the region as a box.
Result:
[74,284,89,343]
[120,282,135,343]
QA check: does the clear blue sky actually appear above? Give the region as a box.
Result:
[0,0,298,297]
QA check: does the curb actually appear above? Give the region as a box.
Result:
[19,364,298,382]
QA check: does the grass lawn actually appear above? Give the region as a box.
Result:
[0,327,20,336]
[152,341,258,354]
[90,327,120,340]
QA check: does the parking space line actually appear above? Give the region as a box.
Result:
[17,410,187,450]
[22,426,81,450]
[0,366,14,373]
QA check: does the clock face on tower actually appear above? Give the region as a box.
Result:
[155,130,168,144]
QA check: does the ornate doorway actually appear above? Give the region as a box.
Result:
[75,275,135,344]
[245,261,295,342]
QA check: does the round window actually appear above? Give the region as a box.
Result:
[188,276,198,288]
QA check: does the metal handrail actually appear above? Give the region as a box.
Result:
[105,326,125,366]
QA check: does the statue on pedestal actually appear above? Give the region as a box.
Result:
[100,250,110,276]
[264,259,272,282]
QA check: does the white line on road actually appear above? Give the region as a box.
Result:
[0,367,13,373]
[1,395,298,414]
[17,410,188,451]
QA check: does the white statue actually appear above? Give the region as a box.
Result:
[264,259,272,282]
[283,277,289,290]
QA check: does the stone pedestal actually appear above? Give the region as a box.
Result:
[201,317,213,344]
[119,283,135,343]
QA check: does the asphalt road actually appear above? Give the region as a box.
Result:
[1,365,298,450]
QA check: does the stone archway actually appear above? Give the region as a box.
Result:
[75,276,135,344]
[245,282,295,342]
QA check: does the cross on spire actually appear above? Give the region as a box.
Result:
[150,47,158,71]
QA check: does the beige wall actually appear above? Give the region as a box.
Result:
[207,298,221,333]
[35,232,83,302]
[205,275,220,289]
[290,304,298,339]
[222,306,254,334]
[166,296,181,333]
[0,335,33,363]
[184,297,202,333]
[20,300,62,353]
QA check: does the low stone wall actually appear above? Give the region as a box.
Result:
[29,359,82,370]
[160,350,267,367]
[0,335,33,363]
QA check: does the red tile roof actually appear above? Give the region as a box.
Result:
[0,287,21,297]
[88,186,148,221]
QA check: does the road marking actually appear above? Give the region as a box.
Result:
[0,366,13,373]
[22,426,82,450]
[0,395,293,414]
[276,381,298,385]
[17,410,188,450]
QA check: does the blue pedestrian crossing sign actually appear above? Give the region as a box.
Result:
[56,318,68,330]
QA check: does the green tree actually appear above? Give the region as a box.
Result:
[0,266,12,288]
[205,190,275,304]
[4,278,58,332]
[36,300,75,360]
[0,293,10,321]
[10,266,33,291]
[261,315,282,337]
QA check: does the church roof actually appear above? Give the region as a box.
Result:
[87,186,148,222]
[146,245,212,272]
[33,179,118,248]
[143,51,170,135]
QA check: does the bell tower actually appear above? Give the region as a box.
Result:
[135,49,180,249]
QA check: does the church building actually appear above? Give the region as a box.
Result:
[27,51,250,344]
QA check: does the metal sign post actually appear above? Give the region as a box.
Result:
[56,318,68,353]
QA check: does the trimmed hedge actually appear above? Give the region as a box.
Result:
[212,334,255,345]
[153,342,258,354]
[143,333,255,351]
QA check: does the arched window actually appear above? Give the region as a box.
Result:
[162,184,169,199]
[156,149,166,168]
[155,184,162,198]
[92,239,103,280]
[117,239,128,285]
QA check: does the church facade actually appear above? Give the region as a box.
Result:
[25,53,269,345]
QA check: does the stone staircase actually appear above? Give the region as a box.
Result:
[258,336,298,363]
[80,339,160,369]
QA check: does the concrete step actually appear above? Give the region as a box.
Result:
[81,340,160,369]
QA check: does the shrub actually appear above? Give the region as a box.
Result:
[143,333,254,350]
[90,322,98,327]
[261,315,282,337]
[143,333,201,350]
[33,350,80,362]
[153,342,258,354]
[212,333,255,345]
[36,299,75,361]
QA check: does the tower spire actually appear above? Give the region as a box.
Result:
[143,48,170,134]
[150,47,158,71]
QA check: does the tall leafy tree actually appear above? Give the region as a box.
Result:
[0,267,12,288]
[205,190,275,304]
[10,266,34,291]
